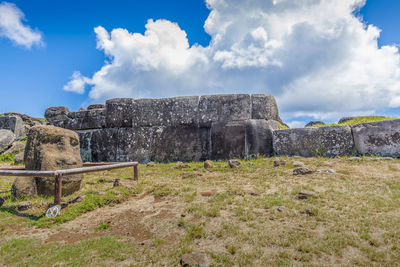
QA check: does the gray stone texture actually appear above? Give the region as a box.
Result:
[198,94,251,127]
[87,104,105,110]
[64,109,106,130]
[0,116,25,139]
[251,94,279,121]
[151,126,210,162]
[44,106,70,127]
[352,119,400,157]
[273,125,354,157]
[116,127,153,163]
[25,125,83,196]
[211,119,278,160]
[0,129,15,153]
[132,96,199,127]
[105,98,135,128]
[12,177,37,199]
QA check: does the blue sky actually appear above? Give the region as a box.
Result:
[0,0,399,126]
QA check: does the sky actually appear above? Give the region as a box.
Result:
[0,0,399,127]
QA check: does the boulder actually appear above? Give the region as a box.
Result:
[198,94,251,127]
[180,252,208,267]
[293,167,313,175]
[151,126,210,162]
[132,96,199,127]
[11,177,37,199]
[44,106,70,128]
[272,125,354,157]
[87,104,105,110]
[105,98,135,128]
[24,125,83,196]
[251,94,279,121]
[352,119,400,157]
[4,142,25,154]
[228,159,241,168]
[4,112,43,128]
[13,152,24,164]
[0,129,15,153]
[210,119,277,160]
[77,128,118,162]
[204,160,214,169]
[0,116,25,139]
[63,109,106,130]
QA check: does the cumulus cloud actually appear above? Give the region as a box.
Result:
[65,0,400,121]
[0,2,43,48]
[63,71,91,94]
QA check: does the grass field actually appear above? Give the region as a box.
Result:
[1,156,400,266]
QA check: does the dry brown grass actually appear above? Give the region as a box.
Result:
[1,156,400,266]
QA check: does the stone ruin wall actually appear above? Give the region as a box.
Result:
[45,94,400,163]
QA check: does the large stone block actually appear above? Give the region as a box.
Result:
[251,94,279,121]
[105,98,135,128]
[0,129,15,153]
[0,116,25,139]
[64,109,106,130]
[273,126,354,157]
[352,119,400,157]
[210,120,277,160]
[132,96,199,127]
[25,125,83,196]
[44,106,70,128]
[198,94,251,127]
[151,126,210,162]
[116,127,153,162]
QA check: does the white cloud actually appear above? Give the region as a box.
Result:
[287,121,305,129]
[0,2,43,48]
[63,71,90,94]
[65,0,400,122]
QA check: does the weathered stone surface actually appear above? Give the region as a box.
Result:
[4,142,25,154]
[273,126,354,157]
[180,252,208,267]
[116,127,152,163]
[11,177,37,199]
[105,98,135,128]
[44,106,70,127]
[198,94,251,127]
[0,116,25,139]
[0,129,15,153]
[17,201,32,211]
[63,109,106,130]
[305,121,325,127]
[293,167,313,175]
[132,96,199,127]
[352,119,400,157]
[13,152,24,164]
[25,125,83,196]
[151,126,210,162]
[210,119,277,160]
[87,104,105,110]
[251,94,279,121]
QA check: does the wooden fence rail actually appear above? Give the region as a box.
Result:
[0,162,139,217]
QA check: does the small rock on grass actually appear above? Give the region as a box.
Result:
[228,160,241,168]
[147,162,156,167]
[316,169,336,174]
[203,160,214,169]
[180,252,208,267]
[0,197,4,208]
[297,191,314,200]
[300,209,316,216]
[348,157,361,161]
[292,161,305,167]
[13,152,24,164]
[17,201,32,211]
[293,167,313,175]
[273,160,286,167]
[175,161,189,169]
[200,189,217,197]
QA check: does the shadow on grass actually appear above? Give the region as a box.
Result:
[0,206,44,221]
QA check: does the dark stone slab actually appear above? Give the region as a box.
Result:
[272,125,354,157]
[116,127,153,163]
[0,116,25,139]
[77,128,118,162]
[64,109,106,130]
[211,119,277,160]
[251,94,279,121]
[105,98,135,128]
[44,106,70,127]
[151,126,210,162]
[132,96,199,127]
[198,94,251,127]
[352,119,400,157]
[87,104,105,110]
